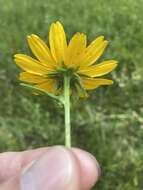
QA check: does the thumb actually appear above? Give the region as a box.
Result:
[0,146,100,190]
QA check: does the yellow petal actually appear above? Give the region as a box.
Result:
[35,79,56,93]
[65,33,87,67]
[81,77,113,90]
[14,54,53,74]
[79,36,108,66]
[49,21,67,64]
[27,34,56,67]
[79,60,118,77]
[19,72,48,83]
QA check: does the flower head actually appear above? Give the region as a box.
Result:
[14,21,118,97]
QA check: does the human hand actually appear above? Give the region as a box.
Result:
[0,146,101,190]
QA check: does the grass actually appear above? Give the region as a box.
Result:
[0,0,143,189]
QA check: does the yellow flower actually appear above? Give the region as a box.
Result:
[14,21,118,96]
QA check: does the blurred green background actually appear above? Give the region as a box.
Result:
[0,0,143,189]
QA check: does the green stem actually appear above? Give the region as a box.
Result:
[64,75,71,148]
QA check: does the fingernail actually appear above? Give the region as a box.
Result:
[85,152,101,178]
[88,153,101,180]
[95,160,101,180]
[20,146,79,190]
[22,160,37,174]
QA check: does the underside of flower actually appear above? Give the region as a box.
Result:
[14,21,118,97]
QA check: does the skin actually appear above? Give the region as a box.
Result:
[0,146,101,190]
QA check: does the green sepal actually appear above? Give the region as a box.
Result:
[73,74,88,98]
[20,83,64,104]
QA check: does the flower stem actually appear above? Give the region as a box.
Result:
[64,74,71,148]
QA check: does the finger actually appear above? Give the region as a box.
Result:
[0,146,100,190]
[71,148,101,190]
[0,147,49,183]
